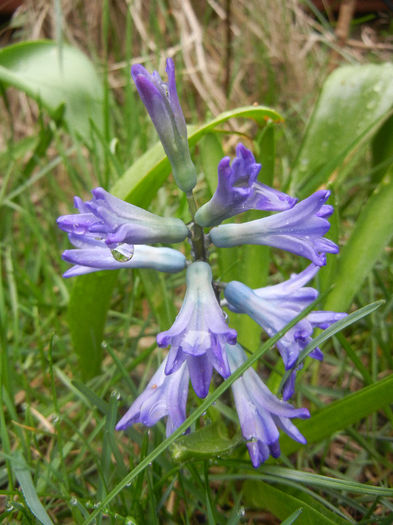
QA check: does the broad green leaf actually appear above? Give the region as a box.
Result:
[244,480,348,525]
[10,452,54,525]
[0,40,103,143]
[290,63,393,197]
[280,372,393,455]
[68,271,118,380]
[68,106,281,378]
[324,167,393,312]
[172,422,240,461]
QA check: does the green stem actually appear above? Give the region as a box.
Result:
[186,192,206,261]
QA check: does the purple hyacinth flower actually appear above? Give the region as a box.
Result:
[131,59,197,193]
[224,265,347,398]
[61,234,187,277]
[210,190,339,266]
[57,187,188,249]
[195,143,297,227]
[116,357,189,437]
[157,261,237,398]
[227,344,309,467]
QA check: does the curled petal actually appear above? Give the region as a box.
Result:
[195,143,296,227]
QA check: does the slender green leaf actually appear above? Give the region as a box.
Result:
[259,466,393,497]
[10,452,54,525]
[0,40,103,143]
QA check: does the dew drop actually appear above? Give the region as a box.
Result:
[111,390,121,400]
[70,497,78,506]
[239,506,246,517]
[73,224,87,235]
[111,243,134,263]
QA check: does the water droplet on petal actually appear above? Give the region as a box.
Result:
[111,243,134,262]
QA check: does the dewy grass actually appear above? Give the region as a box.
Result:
[1,3,393,523]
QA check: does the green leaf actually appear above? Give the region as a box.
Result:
[280,372,393,456]
[259,466,393,497]
[10,452,54,525]
[324,167,393,312]
[244,480,348,525]
[172,422,240,461]
[68,105,281,379]
[0,40,104,143]
[290,63,393,197]
[68,271,118,380]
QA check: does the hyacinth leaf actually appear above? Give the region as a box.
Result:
[290,63,393,198]
[68,106,281,379]
[171,422,240,461]
[324,167,393,312]
[280,372,393,456]
[0,40,103,144]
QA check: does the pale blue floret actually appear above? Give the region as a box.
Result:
[195,143,297,227]
[210,190,339,266]
[224,265,347,399]
[157,261,237,398]
[131,59,197,193]
[226,344,309,467]
[57,187,189,249]
[62,236,187,277]
[116,357,189,437]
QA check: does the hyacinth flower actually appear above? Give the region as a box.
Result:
[116,357,189,437]
[195,143,297,227]
[227,344,310,467]
[224,265,347,399]
[157,261,237,398]
[131,58,197,193]
[210,190,339,266]
[57,187,188,249]
[61,234,187,278]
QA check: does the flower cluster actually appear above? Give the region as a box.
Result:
[57,58,346,467]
